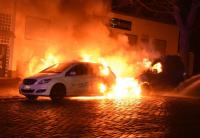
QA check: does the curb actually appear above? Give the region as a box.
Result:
[0,96,24,102]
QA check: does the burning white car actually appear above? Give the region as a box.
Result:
[19,61,116,101]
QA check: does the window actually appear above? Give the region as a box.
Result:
[0,13,12,44]
[140,34,149,44]
[153,39,167,55]
[126,34,137,46]
[110,18,132,31]
[0,44,7,77]
[40,63,73,73]
[67,64,88,76]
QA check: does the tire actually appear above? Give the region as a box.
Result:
[50,84,66,102]
[25,95,38,101]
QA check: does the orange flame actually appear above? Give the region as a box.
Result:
[143,58,152,69]
[108,78,141,99]
[98,83,107,94]
[152,62,162,73]
[80,50,142,99]
[27,50,61,76]
[27,49,145,99]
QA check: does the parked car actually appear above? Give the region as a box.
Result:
[138,55,185,92]
[19,61,116,101]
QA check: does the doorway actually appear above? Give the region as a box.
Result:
[0,44,7,77]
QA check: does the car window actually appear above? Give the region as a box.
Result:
[89,64,110,76]
[40,63,73,73]
[66,64,88,76]
[91,64,101,76]
[86,63,98,76]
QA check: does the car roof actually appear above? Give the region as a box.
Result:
[64,61,103,66]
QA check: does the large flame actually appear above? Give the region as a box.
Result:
[28,52,60,76]
[80,50,142,99]
[26,49,143,99]
[107,78,141,99]
[25,47,165,99]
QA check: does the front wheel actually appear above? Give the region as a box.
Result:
[50,84,66,102]
[25,95,38,101]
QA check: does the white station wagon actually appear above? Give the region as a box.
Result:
[19,61,116,101]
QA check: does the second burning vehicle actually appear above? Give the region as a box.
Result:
[138,55,185,92]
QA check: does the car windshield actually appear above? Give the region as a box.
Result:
[40,63,73,73]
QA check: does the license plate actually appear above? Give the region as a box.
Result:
[24,85,31,90]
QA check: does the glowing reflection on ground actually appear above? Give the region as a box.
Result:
[68,96,106,100]
[67,95,142,101]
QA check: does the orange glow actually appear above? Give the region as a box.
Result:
[100,66,110,76]
[27,50,61,76]
[15,0,164,100]
[68,96,106,100]
[26,49,153,99]
[152,62,162,73]
[80,51,142,99]
[107,78,141,99]
[143,58,152,69]
[98,83,107,94]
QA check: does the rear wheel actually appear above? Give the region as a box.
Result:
[50,84,66,102]
[98,80,114,96]
[25,95,38,101]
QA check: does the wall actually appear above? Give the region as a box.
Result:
[109,13,179,55]
[0,0,15,77]
[13,0,59,77]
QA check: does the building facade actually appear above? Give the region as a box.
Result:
[0,0,16,77]
[109,12,179,55]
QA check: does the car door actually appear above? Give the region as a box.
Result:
[65,64,90,96]
[89,64,105,95]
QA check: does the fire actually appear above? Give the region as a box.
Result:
[100,65,110,76]
[98,83,107,94]
[152,62,162,73]
[138,58,163,74]
[143,58,152,69]
[27,50,144,99]
[80,51,142,99]
[41,53,60,69]
[27,50,60,76]
[107,78,141,98]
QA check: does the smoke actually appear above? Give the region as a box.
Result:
[15,0,160,78]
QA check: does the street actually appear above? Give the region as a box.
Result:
[0,88,200,138]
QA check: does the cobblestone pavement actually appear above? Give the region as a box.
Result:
[0,93,200,138]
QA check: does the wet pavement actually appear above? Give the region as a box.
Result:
[1,87,200,138]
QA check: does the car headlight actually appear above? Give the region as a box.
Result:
[38,79,52,84]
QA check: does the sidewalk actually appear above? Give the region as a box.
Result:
[0,77,21,87]
[0,78,22,98]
